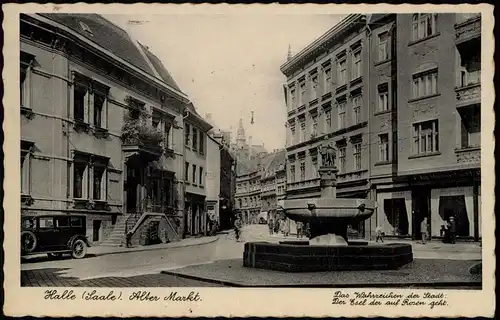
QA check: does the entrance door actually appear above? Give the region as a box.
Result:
[93,220,102,242]
[412,188,430,240]
[126,165,139,213]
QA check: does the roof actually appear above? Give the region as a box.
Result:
[39,14,184,94]
[262,149,286,179]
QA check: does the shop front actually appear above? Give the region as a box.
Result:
[376,190,412,238]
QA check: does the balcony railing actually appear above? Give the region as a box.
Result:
[455,15,481,44]
[337,169,368,184]
[287,178,320,192]
[455,146,480,164]
[456,83,480,106]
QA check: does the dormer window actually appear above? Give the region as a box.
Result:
[79,21,93,36]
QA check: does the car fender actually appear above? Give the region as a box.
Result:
[68,235,91,249]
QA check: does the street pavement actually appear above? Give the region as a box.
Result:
[21,225,481,287]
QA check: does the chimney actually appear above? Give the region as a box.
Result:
[287,44,292,61]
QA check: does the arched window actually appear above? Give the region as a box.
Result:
[412,13,438,41]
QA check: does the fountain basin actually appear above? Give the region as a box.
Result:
[283,198,377,223]
[243,242,413,272]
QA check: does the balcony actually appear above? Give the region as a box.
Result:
[455,15,481,45]
[456,83,480,107]
[122,123,164,163]
[287,178,320,192]
[337,169,368,184]
[455,146,480,164]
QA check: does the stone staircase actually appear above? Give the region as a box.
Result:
[101,212,180,247]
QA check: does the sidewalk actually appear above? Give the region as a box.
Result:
[88,235,219,257]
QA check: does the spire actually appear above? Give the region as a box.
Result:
[236,118,246,147]
[287,44,292,61]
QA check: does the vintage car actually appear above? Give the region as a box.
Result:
[21,215,91,259]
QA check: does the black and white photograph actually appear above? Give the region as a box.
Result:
[3,3,495,318]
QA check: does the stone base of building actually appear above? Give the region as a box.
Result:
[243,242,413,272]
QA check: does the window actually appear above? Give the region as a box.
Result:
[300,162,306,181]
[378,32,390,61]
[21,141,33,195]
[199,167,204,186]
[413,120,439,155]
[73,160,87,199]
[352,95,362,124]
[199,131,204,154]
[192,164,197,184]
[70,217,83,227]
[93,160,107,201]
[325,109,332,130]
[337,58,347,86]
[300,121,306,142]
[93,92,105,128]
[311,74,319,99]
[378,85,389,112]
[238,199,242,208]
[459,51,481,87]
[185,162,189,182]
[412,13,438,41]
[299,81,306,106]
[56,216,70,228]
[289,88,296,109]
[185,123,191,146]
[412,70,438,99]
[20,52,35,108]
[311,154,319,178]
[459,105,481,148]
[323,68,332,94]
[192,128,198,152]
[338,146,346,173]
[338,101,346,129]
[289,164,295,183]
[164,121,173,150]
[39,217,54,229]
[290,125,296,144]
[74,84,87,122]
[351,50,362,80]
[353,142,362,170]
[311,116,318,137]
[379,133,390,162]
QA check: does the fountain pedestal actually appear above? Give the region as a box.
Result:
[243,140,413,272]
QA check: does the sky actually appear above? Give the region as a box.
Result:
[105,14,345,151]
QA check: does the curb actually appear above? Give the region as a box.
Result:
[160,270,482,289]
[88,236,220,258]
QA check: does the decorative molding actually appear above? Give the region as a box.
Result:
[412,103,436,118]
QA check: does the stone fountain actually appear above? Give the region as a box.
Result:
[244,137,413,272]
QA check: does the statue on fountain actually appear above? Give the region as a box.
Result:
[319,137,337,168]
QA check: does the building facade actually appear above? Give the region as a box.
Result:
[20,13,190,245]
[205,134,221,228]
[280,13,482,241]
[260,149,286,223]
[183,104,212,237]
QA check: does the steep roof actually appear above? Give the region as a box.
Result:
[40,14,184,94]
[262,149,286,179]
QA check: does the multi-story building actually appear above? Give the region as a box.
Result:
[260,149,286,223]
[183,103,212,237]
[231,118,268,163]
[20,13,189,245]
[205,133,221,230]
[280,13,482,242]
[281,14,370,237]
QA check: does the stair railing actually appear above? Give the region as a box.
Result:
[124,196,150,237]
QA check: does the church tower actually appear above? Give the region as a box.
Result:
[236,118,246,149]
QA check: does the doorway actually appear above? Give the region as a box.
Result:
[93,220,102,242]
[126,165,140,213]
[412,189,430,240]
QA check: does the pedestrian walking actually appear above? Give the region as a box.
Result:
[375,225,384,243]
[421,217,429,244]
[268,219,274,235]
[296,221,303,238]
[449,216,457,244]
[283,218,290,237]
[234,214,243,242]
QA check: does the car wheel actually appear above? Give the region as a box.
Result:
[71,239,87,259]
[21,231,37,254]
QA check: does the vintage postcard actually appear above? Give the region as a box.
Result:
[2,3,495,318]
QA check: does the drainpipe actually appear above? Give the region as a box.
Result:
[366,20,373,240]
[181,108,191,238]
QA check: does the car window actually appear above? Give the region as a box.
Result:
[22,217,36,229]
[56,216,70,227]
[39,217,54,229]
[70,217,83,227]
